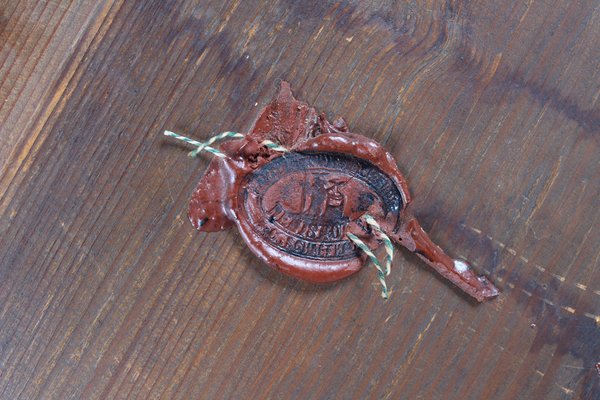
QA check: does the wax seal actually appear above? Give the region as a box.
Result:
[169,81,498,302]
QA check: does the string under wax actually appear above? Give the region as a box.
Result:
[164,130,396,299]
[163,130,288,158]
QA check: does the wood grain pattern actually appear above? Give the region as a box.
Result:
[0,0,598,398]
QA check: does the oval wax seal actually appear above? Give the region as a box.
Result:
[186,81,498,302]
[237,150,406,282]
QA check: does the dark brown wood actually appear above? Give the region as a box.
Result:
[0,1,598,399]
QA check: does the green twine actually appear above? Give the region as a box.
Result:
[347,214,396,299]
[188,131,245,157]
[163,130,288,157]
[347,232,389,299]
[164,130,228,158]
[261,139,289,153]
[363,214,394,276]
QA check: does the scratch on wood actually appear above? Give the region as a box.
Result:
[313,25,325,40]
[561,364,585,370]
[558,384,574,395]
[470,226,482,234]
[583,313,600,326]
[402,312,437,369]
[526,155,563,226]
[480,52,503,84]
[542,298,555,306]
[534,265,546,272]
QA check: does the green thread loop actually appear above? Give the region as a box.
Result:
[261,139,289,153]
[164,130,228,158]
[188,131,244,157]
[347,232,389,299]
[164,130,288,158]
[363,214,394,276]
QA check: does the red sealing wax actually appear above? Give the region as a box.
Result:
[187,82,498,302]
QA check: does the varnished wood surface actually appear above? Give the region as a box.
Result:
[1,1,599,399]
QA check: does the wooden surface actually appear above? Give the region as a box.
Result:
[1,1,599,398]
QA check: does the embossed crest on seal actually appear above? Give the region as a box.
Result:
[182,81,498,302]
[241,152,402,261]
